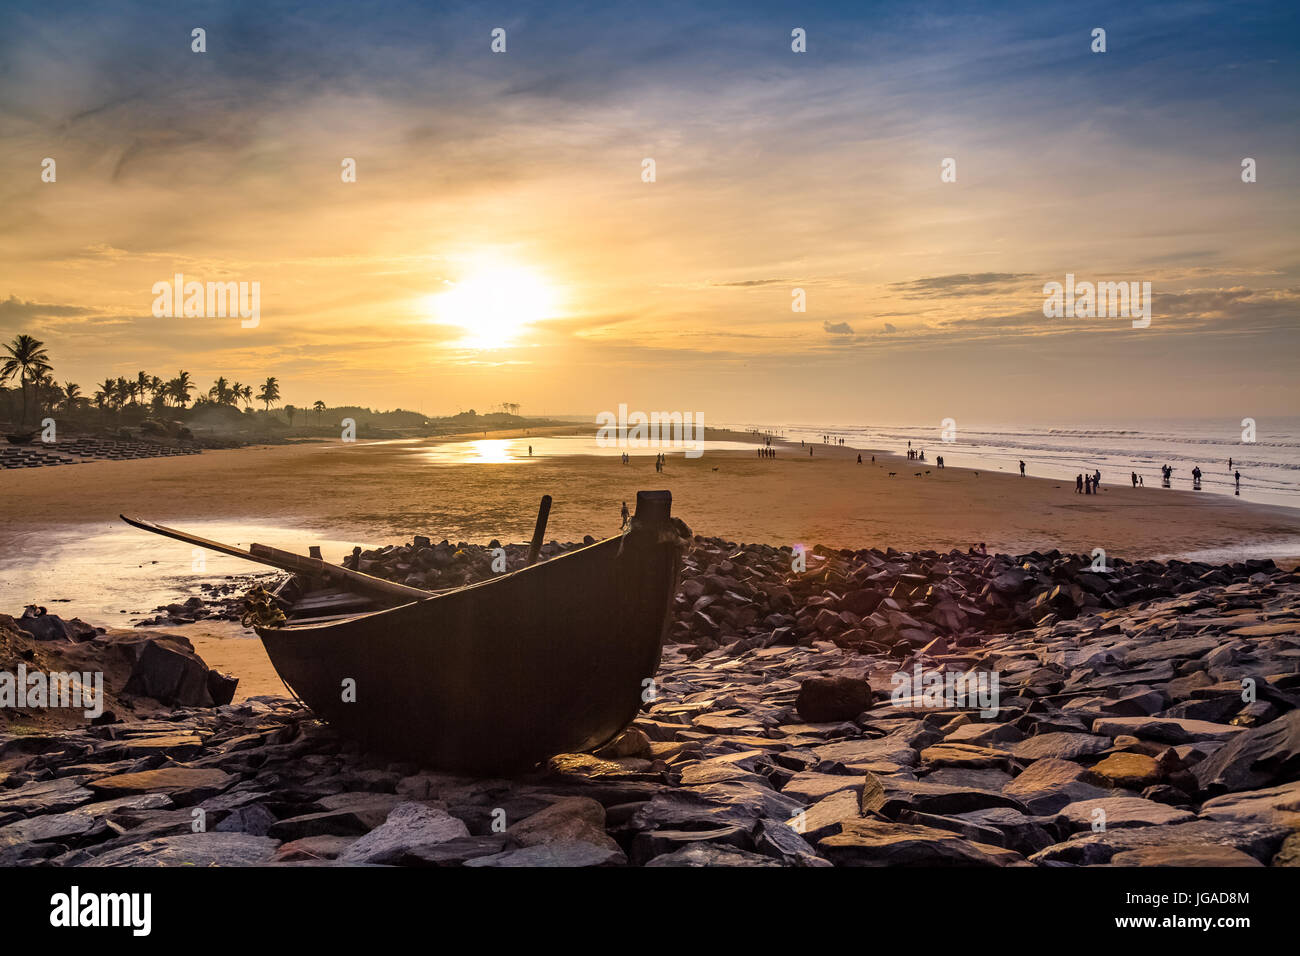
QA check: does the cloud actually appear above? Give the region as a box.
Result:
[0,296,97,320]
[823,320,854,335]
[891,274,1035,299]
[711,278,790,288]
[881,323,897,333]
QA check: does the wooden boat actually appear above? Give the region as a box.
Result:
[124,490,686,773]
[5,432,34,445]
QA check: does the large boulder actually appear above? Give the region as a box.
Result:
[796,676,876,722]
[1193,712,1300,795]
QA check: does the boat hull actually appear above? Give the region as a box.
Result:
[257,492,683,773]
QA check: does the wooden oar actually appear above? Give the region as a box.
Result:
[119,515,431,603]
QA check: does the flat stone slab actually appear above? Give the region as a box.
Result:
[788,788,861,842]
[1198,780,1300,825]
[0,777,95,814]
[86,768,235,806]
[862,772,1027,817]
[465,841,625,867]
[920,743,1014,769]
[1058,796,1194,832]
[1107,844,1265,867]
[1092,716,1244,744]
[1003,758,1108,814]
[1087,752,1163,789]
[339,803,471,865]
[779,772,862,804]
[1030,819,1291,866]
[1193,711,1300,794]
[812,735,920,770]
[819,819,1027,866]
[1011,733,1112,762]
[85,832,279,867]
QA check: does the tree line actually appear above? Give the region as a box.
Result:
[1,333,326,429]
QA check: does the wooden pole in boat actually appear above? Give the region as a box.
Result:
[526,495,553,566]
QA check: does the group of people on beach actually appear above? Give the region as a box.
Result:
[1075,469,1103,494]
[654,452,666,473]
[757,446,776,458]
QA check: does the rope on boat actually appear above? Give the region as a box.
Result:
[618,514,693,557]
[240,584,287,629]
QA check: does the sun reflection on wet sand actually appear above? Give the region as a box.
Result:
[417,434,761,465]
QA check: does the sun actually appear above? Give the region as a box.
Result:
[430,262,559,349]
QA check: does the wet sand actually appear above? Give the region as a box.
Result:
[3,426,1298,562]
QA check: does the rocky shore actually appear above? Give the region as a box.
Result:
[2,537,1298,866]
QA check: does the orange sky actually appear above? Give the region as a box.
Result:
[1,2,1296,423]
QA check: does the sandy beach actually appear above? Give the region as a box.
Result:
[3,426,1299,565]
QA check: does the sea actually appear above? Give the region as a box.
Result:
[721,417,1300,511]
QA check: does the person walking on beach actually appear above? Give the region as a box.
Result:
[1084,475,1092,494]
[1094,469,1101,489]
[1076,474,1084,493]
[1019,460,1026,477]
[1235,470,1241,494]
[1131,471,1138,488]
[1192,465,1202,489]
[857,453,862,464]
[620,501,629,529]
[528,445,533,456]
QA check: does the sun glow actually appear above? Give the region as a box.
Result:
[430,263,559,349]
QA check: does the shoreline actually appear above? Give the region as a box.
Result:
[3,423,1299,567]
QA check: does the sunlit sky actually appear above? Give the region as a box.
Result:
[1,0,1296,423]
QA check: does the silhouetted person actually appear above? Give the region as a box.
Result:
[1131,471,1137,488]
[1019,460,1026,477]
[620,501,629,529]
[1235,470,1241,494]
[1076,474,1084,493]
[857,454,862,463]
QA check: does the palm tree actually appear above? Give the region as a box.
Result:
[1,334,52,428]
[239,383,253,408]
[61,381,81,412]
[313,399,326,422]
[135,371,150,405]
[93,387,108,412]
[99,378,119,410]
[169,371,194,409]
[147,375,164,402]
[257,376,280,411]
[208,376,234,406]
[114,377,131,408]
[35,372,59,418]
